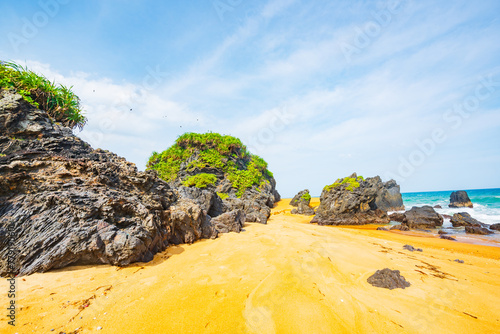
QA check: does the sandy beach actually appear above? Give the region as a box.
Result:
[2,198,500,334]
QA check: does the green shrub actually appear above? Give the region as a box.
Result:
[0,61,86,129]
[324,175,364,192]
[182,173,218,188]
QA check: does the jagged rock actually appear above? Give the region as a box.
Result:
[403,206,443,229]
[389,212,405,222]
[311,174,398,226]
[440,235,456,241]
[177,186,225,217]
[490,223,500,231]
[0,90,220,276]
[289,189,311,207]
[374,179,405,211]
[390,224,409,231]
[465,226,494,235]
[291,202,315,216]
[210,209,245,234]
[367,268,410,290]
[449,191,473,208]
[450,212,484,227]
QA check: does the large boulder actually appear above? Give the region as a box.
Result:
[403,206,443,229]
[289,189,311,207]
[311,173,393,225]
[0,90,220,276]
[449,191,473,208]
[490,223,500,231]
[147,133,280,224]
[450,212,484,227]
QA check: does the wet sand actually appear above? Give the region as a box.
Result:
[2,199,500,333]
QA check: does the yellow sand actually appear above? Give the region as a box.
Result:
[2,199,500,333]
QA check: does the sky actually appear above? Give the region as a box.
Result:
[1,0,500,197]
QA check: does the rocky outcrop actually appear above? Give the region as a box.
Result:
[464,226,494,235]
[210,209,245,234]
[490,223,500,231]
[389,212,405,222]
[450,212,484,227]
[403,206,443,229]
[373,179,405,211]
[0,90,223,276]
[449,191,473,208]
[367,268,410,290]
[291,202,315,216]
[311,174,395,225]
[289,189,310,207]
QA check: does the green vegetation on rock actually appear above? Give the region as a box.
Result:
[182,173,217,188]
[324,175,364,192]
[300,193,312,201]
[217,192,229,200]
[0,61,86,129]
[148,132,274,197]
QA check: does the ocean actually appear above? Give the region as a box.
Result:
[401,188,500,226]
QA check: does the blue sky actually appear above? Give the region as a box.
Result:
[1,0,500,197]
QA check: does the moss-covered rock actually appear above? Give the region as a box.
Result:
[148,132,280,223]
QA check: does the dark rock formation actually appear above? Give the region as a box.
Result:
[449,191,473,208]
[433,205,442,209]
[311,174,401,226]
[403,206,443,229]
[390,224,409,231]
[450,212,484,227]
[454,259,464,264]
[440,235,456,241]
[210,209,245,234]
[465,226,494,235]
[367,268,411,290]
[389,212,405,222]
[291,202,315,216]
[403,244,422,252]
[373,179,405,211]
[438,230,448,235]
[0,90,223,276]
[490,223,500,231]
[289,189,311,207]
[376,227,389,231]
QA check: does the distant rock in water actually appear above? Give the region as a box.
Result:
[0,90,223,276]
[449,191,473,208]
[367,268,411,290]
[289,189,311,207]
[147,132,279,224]
[433,205,442,209]
[311,173,403,225]
[450,212,484,227]
[490,223,500,231]
[403,206,443,229]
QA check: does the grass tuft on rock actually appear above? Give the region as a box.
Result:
[182,173,218,188]
[0,61,86,129]
[324,175,364,192]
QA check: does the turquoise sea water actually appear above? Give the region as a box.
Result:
[401,188,500,226]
